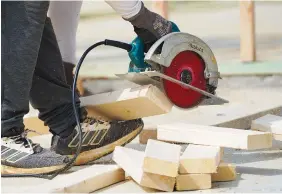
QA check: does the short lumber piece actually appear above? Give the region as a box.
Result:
[251,114,282,135]
[211,163,236,182]
[179,144,221,174]
[113,146,175,192]
[176,174,211,191]
[157,123,272,150]
[139,124,158,144]
[80,84,172,121]
[273,134,282,141]
[143,139,181,177]
[25,165,125,193]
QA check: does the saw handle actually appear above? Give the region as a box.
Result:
[128,22,181,72]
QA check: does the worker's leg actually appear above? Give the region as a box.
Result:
[48,1,82,85]
[29,15,143,166]
[1,1,50,137]
[1,1,69,175]
[30,16,85,138]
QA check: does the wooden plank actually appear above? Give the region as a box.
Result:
[143,139,181,177]
[175,174,211,191]
[273,134,282,141]
[113,146,175,192]
[80,85,172,121]
[152,0,168,19]
[157,123,272,150]
[179,144,221,174]
[140,96,281,144]
[97,179,158,193]
[251,114,282,135]
[139,124,158,144]
[240,0,256,62]
[25,165,125,193]
[211,163,236,182]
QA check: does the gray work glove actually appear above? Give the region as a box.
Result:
[124,2,173,52]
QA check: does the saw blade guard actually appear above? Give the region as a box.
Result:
[144,32,220,89]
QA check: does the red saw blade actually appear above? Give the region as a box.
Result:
[162,50,207,108]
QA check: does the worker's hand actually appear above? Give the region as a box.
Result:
[124,2,180,71]
[125,2,175,52]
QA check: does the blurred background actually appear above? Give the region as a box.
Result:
[75,1,282,78]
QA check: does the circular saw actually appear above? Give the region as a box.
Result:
[116,32,228,108]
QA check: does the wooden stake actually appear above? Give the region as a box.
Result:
[240,0,256,62]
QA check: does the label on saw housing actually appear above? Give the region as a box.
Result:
[189,43,204,53]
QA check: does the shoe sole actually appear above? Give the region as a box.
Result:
[1,164,65,176]
[73,125,143,165]
[1,125,142,175]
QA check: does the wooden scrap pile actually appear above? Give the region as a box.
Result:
[113,140,236,192]
[25,115,277,193]
[112,121,273,192]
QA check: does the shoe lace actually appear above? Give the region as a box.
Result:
[9,129,42,153]
[82,117,111,131]
[84,116,110,125]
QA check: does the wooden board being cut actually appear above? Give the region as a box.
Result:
[179,144,221,174]
[25,165,125,193]
[176,174,211,191]
[251,114,282,135]
[157,123,272,150]
[143,139,181,177]
[80,84,172,121]
[113,146,175,192]
[211,163,236,182]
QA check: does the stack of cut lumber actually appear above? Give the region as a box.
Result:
[113,123,272,192]
[176,144,236,191]
[25,122,273,193]
[113,139,237,192]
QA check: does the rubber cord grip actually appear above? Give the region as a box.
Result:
[105,39,132,52]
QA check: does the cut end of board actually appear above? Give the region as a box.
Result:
[143,157,179,177]
[247,133,272,150]
[176,174,212,191]
[212,163,237,182]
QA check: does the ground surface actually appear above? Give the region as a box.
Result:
[2,82,282,193]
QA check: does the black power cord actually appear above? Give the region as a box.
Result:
[2,40,132,179]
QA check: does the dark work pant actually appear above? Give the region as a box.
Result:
[1,1,84,137]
